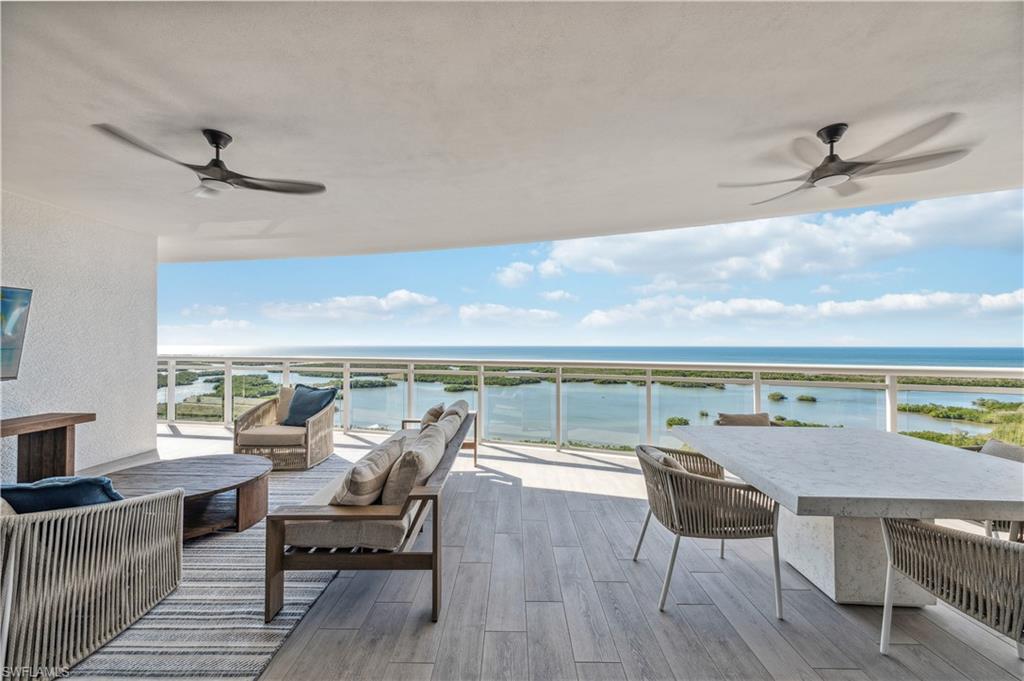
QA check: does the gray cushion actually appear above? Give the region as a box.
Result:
[276,386,295,424]
[659,452,683,470]
[981,438,1024,463]
[436,413,463,443]
[715,412,771,426]
[332,436,406,505]
[421,403,445,427]
[381,425,447,505]
[236,424,306,446]
[441,399,469,422]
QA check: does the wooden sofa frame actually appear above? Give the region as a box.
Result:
[265,413,475,623]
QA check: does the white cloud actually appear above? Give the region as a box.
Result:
[208,318,252,330]
[813,284,837,295]
[262,289,443,322]
[459,303,560,325]
[581,288,1023,328]
[181,303,228,317]
[494,262,534,288]
[540,289,579,302]
[542,190,1022,285]
[537,259,563,278]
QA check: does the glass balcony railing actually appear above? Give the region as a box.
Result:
[157,355,1024,452]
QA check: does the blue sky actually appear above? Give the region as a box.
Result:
[158,189,1023,350]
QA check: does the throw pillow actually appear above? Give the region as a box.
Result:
[715,412,771,426]
[283,384,338,426]
[381,425,447,506]
[420,402,445,427]
[980,438,1024,463]
[277,385,296,423]
[436,413,462,443]
[1,476,124,514]
[659,452,684,470]
[332,437,406,505]
[441,399,469,422]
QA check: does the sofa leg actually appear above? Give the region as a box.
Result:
[431,498,442,622]
[265,518,285,622]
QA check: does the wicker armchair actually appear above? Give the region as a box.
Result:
[1,490,183,680]
[879,518,1024,659]
[634,445,782,616]
[234,395,335,470]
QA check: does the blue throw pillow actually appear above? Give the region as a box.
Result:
[282,384,338,426]
[1,476,124,514]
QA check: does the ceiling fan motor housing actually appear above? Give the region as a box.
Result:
[202,128,233,149]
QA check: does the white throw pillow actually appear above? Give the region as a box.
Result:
[332,436,406,505]
[381,426,447,506]
[420,403,445,427]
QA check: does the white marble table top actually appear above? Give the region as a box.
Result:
[670,426,1024,519]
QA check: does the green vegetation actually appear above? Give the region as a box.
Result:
[157,370,198,388]
[699,410,709,418]
[208,374,279,398]
[900,430,988,447]
[665,416,690,427]
[972,398,1024,411]
[797,395,817,402]
[490,437,634,453]
[767,392,786,402]
[352,378,396,389]
[898,398,1023,446]
[772,415,830,427]
[444,384,477,393]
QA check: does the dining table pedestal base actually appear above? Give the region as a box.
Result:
[778,508,935,606]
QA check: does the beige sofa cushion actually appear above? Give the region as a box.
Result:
[981,438,1024,463]
[237,424,306,446]
[436,413,463,443]
[715,412,771,426]
[381,425,447,505]
[441,399,469,422]
[276,386,295,423]
[421,403,445,427]
[332,437,406,505]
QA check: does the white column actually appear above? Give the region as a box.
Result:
[884,374,899,433]
[555,367,563,450]
[645,369,653,443]
[477,365,486,442]
[407,362,416,419]
[343,362,352,432]
[281,360,290,386]
[223,360,233,426]
[752,371,763,413]
[166,359,176,423]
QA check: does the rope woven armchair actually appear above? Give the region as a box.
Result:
[633,445,782,617]
[234,392,335,470]
[879,518,1024,659]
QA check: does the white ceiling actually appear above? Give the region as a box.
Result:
[2,2,1021,263]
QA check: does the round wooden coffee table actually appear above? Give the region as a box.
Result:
[107,454,272,540]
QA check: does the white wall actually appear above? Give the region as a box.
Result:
[0,192,157,480]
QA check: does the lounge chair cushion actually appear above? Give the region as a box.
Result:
[236,424,307,447]
[381,425,447,505]
[287,469,420,550]
[332,436,406,505]
[715,412,771,426]
[421,402,445,427]
[276,385,295,423]
[436,413,463,443]
[282,384,338,426]
[980,438,1024,463]
[441,399,470,422]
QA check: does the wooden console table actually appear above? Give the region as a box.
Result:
[0,412,96,482]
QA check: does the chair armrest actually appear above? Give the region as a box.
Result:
[235,398,278,436]
[306,401,336,433]
[268,504,406,521]
[401,418,421,430]
[409,484,442,500]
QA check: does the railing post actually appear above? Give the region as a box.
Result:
[223,361,233,426]
[343,362,352,432]
[555,367,563,450]
[752,371,762,413]
[281,360,290,386]
[166,359,176,423]
[885,374,898,433]
[407,362,416,419]
[645,369,653,444]
[477,365,486,442]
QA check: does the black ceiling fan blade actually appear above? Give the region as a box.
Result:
[93,124,201,170]
[230,175,326,194]
[851,148,969,178]
[832,180,864,197]
[849,113,961,163]
[719,173,809,188]
[750,182,813,206]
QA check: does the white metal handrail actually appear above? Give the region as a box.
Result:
[157,354,1024,446]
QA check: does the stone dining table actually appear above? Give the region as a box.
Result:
[671,426,1024,606]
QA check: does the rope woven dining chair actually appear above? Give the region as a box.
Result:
[879,518,1024,659]
[633,444,782,617]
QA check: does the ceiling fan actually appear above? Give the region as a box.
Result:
[94,124,326,197]
[720,113,969,205]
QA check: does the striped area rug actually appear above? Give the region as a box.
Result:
[69,455,349,680]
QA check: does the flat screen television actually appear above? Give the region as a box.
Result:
[1,286,33,380]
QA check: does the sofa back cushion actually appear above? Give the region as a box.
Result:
[421,402,445,427]
[441,399,469,422]
[381,425,447,505]
[715,412,771,426]
[1,476,124,514]
[436,413,463,443]
[277,385,296,423]
[981,438,1024,463]
[332,437,406,505]
[283,384,338,426]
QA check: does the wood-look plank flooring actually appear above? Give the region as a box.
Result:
[258,441,1023,681]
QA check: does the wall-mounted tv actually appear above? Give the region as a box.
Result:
[1,287,33,380]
